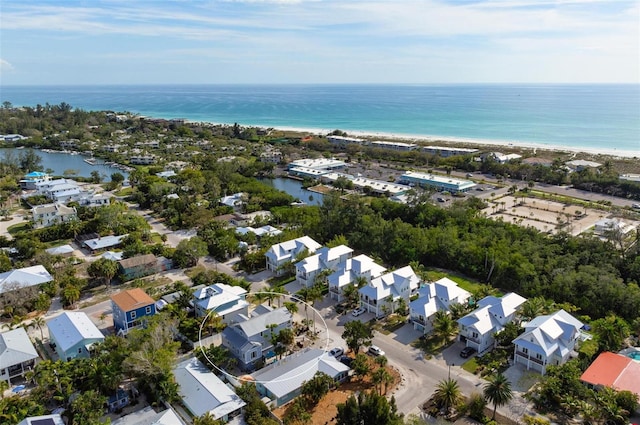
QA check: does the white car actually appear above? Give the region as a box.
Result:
[368,345,385,356]
[329,347,344,358]
[352,307,366,317]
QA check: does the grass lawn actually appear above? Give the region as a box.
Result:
[149,233,165,244]
[461,357,479,374]
[268,275,295,287]
[424,268,484,294]
[7,222,30,235]
[114,187,134,197]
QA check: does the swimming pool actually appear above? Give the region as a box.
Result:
[626,351,640,361]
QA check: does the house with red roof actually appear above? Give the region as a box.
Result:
[580,351,640,402]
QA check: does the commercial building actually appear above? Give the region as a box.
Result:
[400,171,476,193]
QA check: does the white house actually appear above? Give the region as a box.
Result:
[295,245,353,287]
[193,283,249,322]
[222,306,293,371]
[220,192,246,210]
[252,348,349,407]
[32,203,77,228]
[111,406,186,425]
[359,265,420,317]
[0,328,39,384]
[265,236,322,276]
[457,292,527,354]
[173,357,246,422]
[34,178,83,203]
[18,415,65,425]
[47,312,104,361]
[593,218,635,236]
[513,309,585,375]
[409,277,471,334]
[328,254,387,302]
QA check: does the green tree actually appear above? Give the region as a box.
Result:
[342,320,373,354]
[432,310,457,343]
[68,390,108,425]
[352,353,370,380]
[301,371,334,406]
[193,413,223,425]
[336,391,403,425]
[591,314,630,353]
[61,284,81,308]
[432,378,462,417]
[87,257,118,287]
[173,236,208,268]
[484,373,513,420]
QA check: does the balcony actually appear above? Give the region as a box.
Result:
[329,287,340,294]
[515,351,545,365]
[463,334,480,344]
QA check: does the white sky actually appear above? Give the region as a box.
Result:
[1,0,638,84]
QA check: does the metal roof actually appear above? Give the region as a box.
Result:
[0,328,39,369]
[46,312,104,353]
[173,357,246,419]
[0,265,53,294]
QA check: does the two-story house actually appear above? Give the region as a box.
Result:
[193,283,249,322]
[117,254,172,281]
[295,245,353,287]
[359,265,420,317]
[32,203,77,228]
[513,309,585,374]
[457,292,527,354]
[328,254,387,302]
[222,306,293,371]
[410,277,471,335]
[0,328,39,384]
[47,312,104,361]
[265,236,321,276]
[111,288,157,336]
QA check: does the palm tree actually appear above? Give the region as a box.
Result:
[433,310,457,343]
[483,373,513,420]
[374,355,388,368]
[432,378,462,417]
[31,316,46,340]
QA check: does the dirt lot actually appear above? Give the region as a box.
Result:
[482,195,618,236]
[273,362,401,425]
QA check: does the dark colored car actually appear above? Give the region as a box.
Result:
[339,356,353,367]
[460,346,477,358]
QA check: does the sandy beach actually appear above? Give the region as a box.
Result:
[223,122,639,160]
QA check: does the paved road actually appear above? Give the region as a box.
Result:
[315,299,535,421]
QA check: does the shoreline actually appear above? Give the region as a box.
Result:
[193,121,639,159]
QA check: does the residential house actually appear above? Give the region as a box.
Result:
[19,171,50,190]
[83,234,128,253]
[513,310,585,375]
[18,415,65,425]
[45,244,75,257]
[78,192,112,207]
[47,312,104,361]
[328,254,387,302]
[118,254,172,281]
[230,210,272,227]
[111,406,186,425]
[593,218,635,236]
[295,245,353,287]
[111,288,157,336]
[265,236,322,276]
[236,225,282,238]
[34,178,83,203]
[0,265,53,307]
[565,159,602,172]
[222,306,293,371]
[193,283,249,322]
[108,388,130,412]
[359,265,420,317]
[130,155,156,165]
[252,348,349,407]
[0,328,39,384]
[32,203,77,228]
[580,352,640,402]
[458,292,527,354]
[173,357,246,422]
[220,192,246,210]
[410,277,472,334]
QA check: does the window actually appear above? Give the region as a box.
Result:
[472,332,479,338]
[535,353,543,360]
[78,348,82,353]
[130,311,136,319]
[522,347,528,354]
[145,306,152,314]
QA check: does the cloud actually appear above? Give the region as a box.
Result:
[0,59,14,72]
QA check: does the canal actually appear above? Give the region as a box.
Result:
[0,148,129,180]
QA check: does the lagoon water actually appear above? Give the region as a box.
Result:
[260,177,324,206]
[0,148,128,179]
[2,84,639,154]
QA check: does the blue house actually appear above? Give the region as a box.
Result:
[47,312,104,361]
[111,288,156,336]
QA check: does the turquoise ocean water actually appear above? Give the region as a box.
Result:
[2,84,638,154]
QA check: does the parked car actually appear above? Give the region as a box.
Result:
[460,346,477,358]
[352,307,366,317]
[437,197,446,203]
[632,203,640,209]
[339,355,353,367]
[368,345,385,356]
[329,347,344,358]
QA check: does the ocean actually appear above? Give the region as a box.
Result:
[2,84,639,154]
